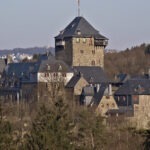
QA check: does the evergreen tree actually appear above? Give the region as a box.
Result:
[143,130,150,150]
[0,121,12,149]
[23,94,74,150]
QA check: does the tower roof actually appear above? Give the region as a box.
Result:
[55,16,108,40]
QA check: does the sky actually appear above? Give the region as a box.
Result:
[0,0,150,50]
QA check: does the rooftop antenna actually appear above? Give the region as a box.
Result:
[77,0,80,16]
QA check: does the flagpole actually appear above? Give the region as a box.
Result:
[77,0,80,16]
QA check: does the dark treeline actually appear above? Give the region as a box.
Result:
[105,43,150,79]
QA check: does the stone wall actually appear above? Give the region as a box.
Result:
[131,95,150,129]
[55,37,104,68]
[74,77,89,96]
[96,95,118,116]
[72,37,104,68]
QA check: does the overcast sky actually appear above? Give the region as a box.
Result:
[0,0,150,50]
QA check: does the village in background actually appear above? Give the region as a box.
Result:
[0,14,150,149]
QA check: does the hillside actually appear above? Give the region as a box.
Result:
[0,47,55,56]
[105,43,150,79]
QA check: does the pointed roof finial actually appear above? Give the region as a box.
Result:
[77,0,80,16]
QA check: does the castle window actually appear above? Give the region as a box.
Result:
[89,38,93,45]
[91,60,95,66]
[92,50,95,54]
[83,38,86,43]
[106,103,109,108]
[80,50,84,54]
[112,103,115,108]
[45,73,49,77]
[62,73,66,77]
[76,38,80,43]
[99,59,101,64]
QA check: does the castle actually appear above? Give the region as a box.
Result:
[55,16,108,68]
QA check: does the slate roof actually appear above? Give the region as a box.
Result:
[38,59,72,73]
[115,79,150,95]
[6,62,40,83]
[0,59,6,73]
[73,66,109,84]
[55,16,108,40]
[65,75,81,88]
[92,83,108,105]
[80,83,108,106]
[38,52,55,62]
[114,74,130,83]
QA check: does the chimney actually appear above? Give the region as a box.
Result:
[108,84,112,96]
[79,71,83,77]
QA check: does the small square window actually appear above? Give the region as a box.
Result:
[62,73,66,77]
[80,50,84,54]
[92,50,95,54]
[112,103,115,107]
[91,60,95,66]
[89,38,93,45]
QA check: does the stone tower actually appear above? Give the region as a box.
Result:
[55,16,108,68]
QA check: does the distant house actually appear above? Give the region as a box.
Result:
[65,66,117,115]
[2,62,40,101]
[38,59,73,84]
[37,59,74,100]
[80,83,118,116]
[65,66,109,103]
[114,78,150,129]
[0,75,21,102]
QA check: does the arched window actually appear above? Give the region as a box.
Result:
[91,60,95,66]
[89,38,93,45]
[112,103,115,108]
[92,50,95,54]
